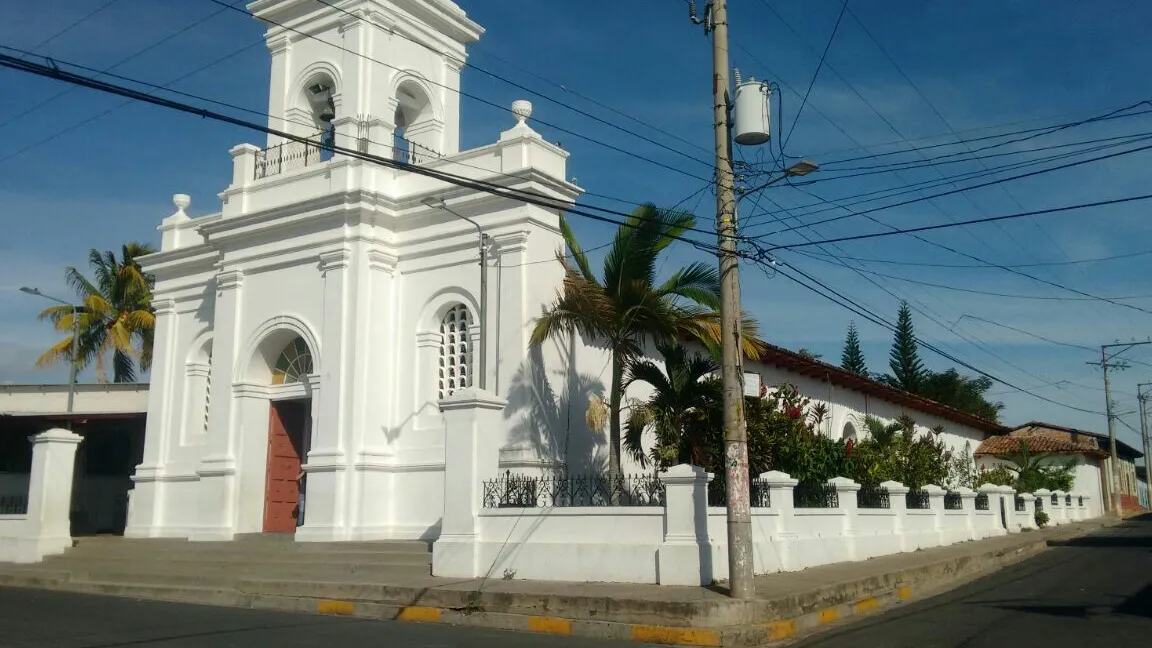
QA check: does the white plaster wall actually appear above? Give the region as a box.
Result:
[0,385,149,416]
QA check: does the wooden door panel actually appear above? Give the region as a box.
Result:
[263,401,307,533]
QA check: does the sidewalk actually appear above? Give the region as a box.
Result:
[0,518,1118,647]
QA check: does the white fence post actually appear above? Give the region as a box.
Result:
[4,428,83,563]
[431,388,508,578]
[881,480,909,551]
[1019,493,1037,530]
[1033,488,1051,527]
[657,464,712,586]
[828,477,861,561]
[922,484,946,546]
[1051,490,1066,525]
[954,486,977,540]
[761,470,798,570]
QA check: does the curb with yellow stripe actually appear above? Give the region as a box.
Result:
[272,582,919,647]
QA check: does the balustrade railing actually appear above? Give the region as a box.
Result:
[481,471,665,508]
[1015,495,1026,512]
[975,493,990,511]
[1051,493,1058,505]
[707,478,771,508]
[1065,494,1072,506]
[944,492,963,510]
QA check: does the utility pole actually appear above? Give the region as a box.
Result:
[692,0,754,598]
[1139,383,1152,510]
[1094,340,1152,517]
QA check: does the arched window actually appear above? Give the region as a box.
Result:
[438,304,471,399]
[842,421,857,442]
[272,337,314,385]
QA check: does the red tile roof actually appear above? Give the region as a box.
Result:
[744,340,1008,434]
[974,433,1106,457]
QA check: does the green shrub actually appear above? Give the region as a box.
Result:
[1035,510,1050,528]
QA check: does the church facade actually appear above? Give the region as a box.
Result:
[125,0,598,542]
[123,0,1001,546]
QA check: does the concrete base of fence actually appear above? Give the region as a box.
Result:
[0,518,1118,647]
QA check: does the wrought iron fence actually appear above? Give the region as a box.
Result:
[1065,494,1072,506]
[1078,496,1084,507]
[1034,496,1043,510]
[975,493,990,510]
[255,136,328,179]
[708,478,771,508]
[1051,493,1058,506]
[857,485,890,509]
[944,492,963,510]
[793,482,839,509]
[481,471,665,508]
[1015,495,1026,512]
[0,494,27,515]
[906,490,931,510]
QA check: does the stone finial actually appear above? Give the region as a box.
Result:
[511,100,533,125]
[173,193,191,214]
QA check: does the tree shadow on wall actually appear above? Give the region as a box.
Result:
[503,332,609,475]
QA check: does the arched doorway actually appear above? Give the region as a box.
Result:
[263,336,314,533]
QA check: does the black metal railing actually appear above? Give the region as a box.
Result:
[906,490,931,510]
[255,136,328,179]
[794,481,839,509]
[1034,496,1043,510]
[481,471,665,508]
[944,492,963,510]
[975,493,990,511]
[1051,493,1058,505]
[1078,496,1084,507]
[857,485,890,509]
[708,478,771,508]
[1015,495,1026,512]
[0,494,28,515]
[1065,494,1072,506]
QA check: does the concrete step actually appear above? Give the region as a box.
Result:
[54,549,432,566]
[63,580,244,607]
[68,538,432,556]
[33,558,432,579]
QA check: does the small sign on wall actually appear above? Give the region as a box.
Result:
[743,372,762,398]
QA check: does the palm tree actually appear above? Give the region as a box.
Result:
[623,342,721,469]
[530,204,760,476]
[36,243,157,383]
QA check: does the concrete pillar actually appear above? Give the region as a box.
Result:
[953,486,977,540]
[1051,490,1067,525]
[882,480,910,551]
[657,464,712,586]
[13,429,83,562]
[922,484,946,546]
[977,484,1004,536]
[828,477,861,560]
[1033,488,1051,527]
[761,470,798,570]
[432,388,508,578]
[1019,494,1037,530]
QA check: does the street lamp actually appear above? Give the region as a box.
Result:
[20,286,83,416]
[420,197,490,390]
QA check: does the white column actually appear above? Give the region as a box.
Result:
[125,298,178,538]
[922,484,946,546]
[193,269,244,541]
[432,388,508,578]
[1019,494,1037,530]
[1051,490,1067,525]
[761,470,798,570]
[298,249,357,542]
[882,480,910,552]
[657,464,712,586]
[1033,489,1052,527]
[11,429,83,562]
[954,486,977,540]
[828,477,861,561]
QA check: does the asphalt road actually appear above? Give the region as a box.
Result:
[796,516,1152,648]
[3,519,1151,647]
[0,587,640,648]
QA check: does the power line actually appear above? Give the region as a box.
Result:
[0,50,733,255]
[793,245,1152,270]
[790,250,1152,301]
[23,0,125,54]
[767,192,1152,251]
[756,138,1152,235]
[780,0,850,152]
[200,0,715,184]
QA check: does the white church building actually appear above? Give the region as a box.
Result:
[120,0,1009,554]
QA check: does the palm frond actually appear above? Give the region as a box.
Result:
[558,216,596,282]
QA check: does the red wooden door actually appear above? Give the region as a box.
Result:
[263,401,307,533]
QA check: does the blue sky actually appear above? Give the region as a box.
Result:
[2,0,1151,450]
